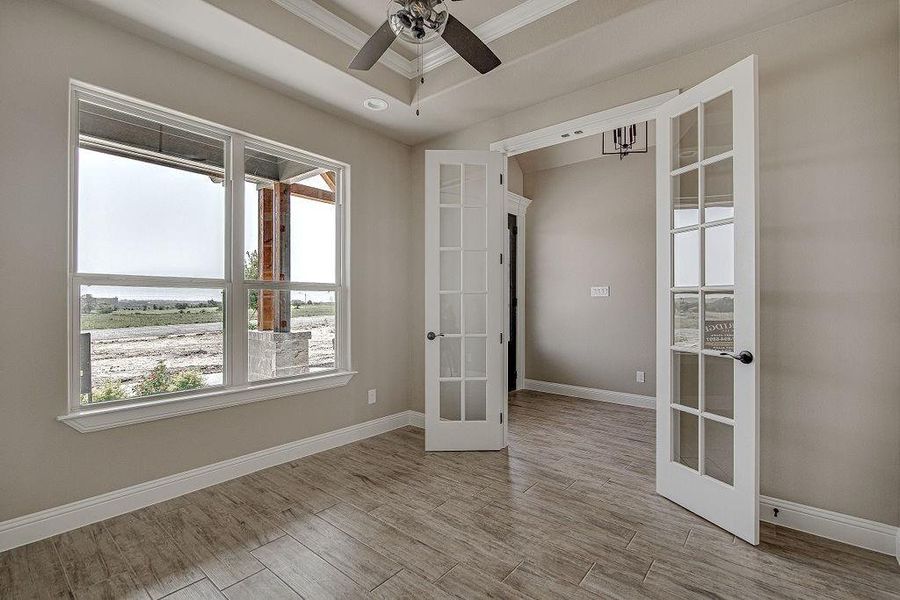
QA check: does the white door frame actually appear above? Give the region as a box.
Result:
[505,192,530,394]
[489,90,678,157]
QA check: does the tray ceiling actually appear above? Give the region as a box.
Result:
[62,0,851,145]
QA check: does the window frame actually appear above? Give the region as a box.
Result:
[61,81,353,432]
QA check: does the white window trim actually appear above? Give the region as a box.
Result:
[60,81,354,432]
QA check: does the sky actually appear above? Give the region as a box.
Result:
[78,149,335,301]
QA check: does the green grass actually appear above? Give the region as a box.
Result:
[291,303,335,317]
[81,304,335,330]
[81,307,223,330]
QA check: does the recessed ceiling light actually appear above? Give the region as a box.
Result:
[363,97,388,111]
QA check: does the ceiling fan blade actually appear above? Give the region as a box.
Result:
[441,14,501,75]
[349,20,397,70]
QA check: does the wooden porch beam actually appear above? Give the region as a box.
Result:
[321,171,336,192]
[290,183,335,204]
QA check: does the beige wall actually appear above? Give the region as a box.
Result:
[0,0,413,522]
[507,156,524,196]
[522,151,656,396]
[411,0,900,526]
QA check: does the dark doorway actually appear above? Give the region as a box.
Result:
[508,213,518,391]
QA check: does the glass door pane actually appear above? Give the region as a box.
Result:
[673,409,699,471]
[703,92,733,158]
[673,169,699,228]
[704,158,733,222]
[673,108,699,169]
[704,356,734,419]
[704,419,734,485]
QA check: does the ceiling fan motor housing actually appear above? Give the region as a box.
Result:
[388,0,448,43]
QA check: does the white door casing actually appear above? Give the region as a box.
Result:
[655,56,760,544]
[425,150,506,451]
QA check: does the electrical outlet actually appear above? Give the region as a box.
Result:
[590,286,610,297]
[367,389,377,405]
[636,371,645,383]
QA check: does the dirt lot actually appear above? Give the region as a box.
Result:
[86,315,336,390]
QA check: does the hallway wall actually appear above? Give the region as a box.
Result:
[522,150,656,396]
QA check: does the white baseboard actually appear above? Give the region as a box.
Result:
[0,410,422,553]
[760,495,898,558]
[5,407,895,563]
[524,379,655,409]
[408,410,425,428]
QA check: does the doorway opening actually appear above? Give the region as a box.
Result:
[509,125,658,408]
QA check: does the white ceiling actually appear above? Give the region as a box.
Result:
[62,0,848,146]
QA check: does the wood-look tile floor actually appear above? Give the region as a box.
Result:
[2,390,898,599]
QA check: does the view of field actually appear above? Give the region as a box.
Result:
[673,294,733,351]
[81,300,336,404]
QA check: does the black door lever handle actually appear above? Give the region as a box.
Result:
[426,331,444,341]
[720,350,753,364]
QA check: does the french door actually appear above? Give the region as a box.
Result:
[655,56,760,543]
[424,150,506,451]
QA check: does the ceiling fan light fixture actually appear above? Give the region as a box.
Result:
[363,97,389,111]
[387,0,448,44]
[349,0,500,75]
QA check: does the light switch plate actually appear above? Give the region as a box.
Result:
[368,389,377,405]
[591,286,610,297]
[636,371,645,383]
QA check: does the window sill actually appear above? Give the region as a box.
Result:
[58,371,357,432]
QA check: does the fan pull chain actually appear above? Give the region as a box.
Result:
[416,44,424,116]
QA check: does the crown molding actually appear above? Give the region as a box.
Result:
[421,0,579,73]
[506,191,532,214]
[272,0,416,77]
[272,0,579,78]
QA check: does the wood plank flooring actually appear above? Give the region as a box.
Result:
[2,390,898,599]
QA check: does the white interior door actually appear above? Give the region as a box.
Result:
[655,56,760,544]
[425,150,505,451]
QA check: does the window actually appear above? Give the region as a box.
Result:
[64,83,351,430]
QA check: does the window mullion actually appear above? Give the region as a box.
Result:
[230,135,248,388]
[338,166,351,372]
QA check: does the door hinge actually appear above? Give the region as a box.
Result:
[500,253,503,264]
[500,173,504,185]
[512,225,518,235]
[511,297,518,308]
[500,332,504,344]
[500,412,503,424]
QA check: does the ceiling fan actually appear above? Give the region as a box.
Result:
[349,0,501,75]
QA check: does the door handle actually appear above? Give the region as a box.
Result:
[720,350,753,364]
[426,331,444,341]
